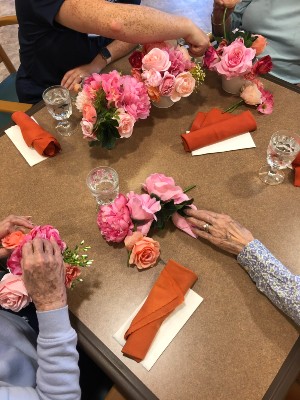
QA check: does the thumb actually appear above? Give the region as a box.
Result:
[0,248,12,259]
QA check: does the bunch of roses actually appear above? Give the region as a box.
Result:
[203,30,274,114]
[97,173,196,270]
[76,70,151,149]
[129,42,205,104]
[0,225,92,312]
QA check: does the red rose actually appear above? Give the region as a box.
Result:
[129,51,143,68]
[252,55,273,75]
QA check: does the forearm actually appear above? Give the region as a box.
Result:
[57,0,194,43]
[237,240,300,326]
[107,40,137,64]
[35,306,80,400]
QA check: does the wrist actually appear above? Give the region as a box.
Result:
[34,297,67,312]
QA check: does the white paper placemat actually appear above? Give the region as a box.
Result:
[5,118,48,166]
[113,289,203,370]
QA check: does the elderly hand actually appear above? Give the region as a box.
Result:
[0,215,34,258]
[185,209,254,255]
[21,237,67,311]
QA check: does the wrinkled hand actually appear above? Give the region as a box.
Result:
[21,237,67,311]
[184,23,210,57]
[185,209,254,255]
[0,215,34,258]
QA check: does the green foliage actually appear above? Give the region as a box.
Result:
[214,30,257,49]
[63,240,93,268]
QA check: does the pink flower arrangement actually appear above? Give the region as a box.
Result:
[129,43,205,104]
[203,29,274,114]
[97,173,196,270]
[76,70,151,149]
[0,225,93,312]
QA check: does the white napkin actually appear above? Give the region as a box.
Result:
[5,118,48,166]
[184,131,256,156]
[113,289,203,370]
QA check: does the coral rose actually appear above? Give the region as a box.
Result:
[240,82,262,105]
[128,236,160,269]
[65,264,82,289]
[124,231,144,250]
[170,71,195,102]
[147,86,160,102]
[82,104,97,123]
[251,34,267,55]
[0,273,31,312]
[1,231,25,249]
[142,48,171,72]
[97,194,133,243]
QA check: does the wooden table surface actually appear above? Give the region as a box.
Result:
[1,66,299,400]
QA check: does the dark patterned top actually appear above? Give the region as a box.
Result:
[237,239,300,326]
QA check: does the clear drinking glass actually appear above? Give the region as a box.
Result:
[86,167,119,207]
[42,85,74,136]
[259,130,300,185]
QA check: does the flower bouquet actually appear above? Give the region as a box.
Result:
[129,42,205,107]
[97,173,196,270]
[203,29,274,114]
[76,70,151,149]
[0,225,93,312]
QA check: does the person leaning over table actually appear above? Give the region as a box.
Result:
[211,0,300,85]
[15,0,210,104]
[185,208,300,326]
[0,215,81,400]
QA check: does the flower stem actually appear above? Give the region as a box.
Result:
[183,184,196,193]
[223,100,244,113]
[223,8,228,41]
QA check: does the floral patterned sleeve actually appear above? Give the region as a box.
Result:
[237,239,300,326]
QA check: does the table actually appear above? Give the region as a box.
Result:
[1,66,299,400]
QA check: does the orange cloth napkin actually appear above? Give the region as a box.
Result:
[122,259,198,362]
[292,152,300,187]
[12,111,61,157]
[181,108,257,152]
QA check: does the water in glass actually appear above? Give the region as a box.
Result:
[87,167,119,207]
[44,88,72,121]
[267,133,300,169]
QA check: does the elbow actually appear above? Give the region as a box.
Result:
[109,18,123,35]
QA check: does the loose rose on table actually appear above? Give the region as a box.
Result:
[0,225,93,312]
[97,173,197,270]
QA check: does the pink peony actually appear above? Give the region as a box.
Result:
[7,225,66,275]
[203,46,220,70]
[159,72,176,96]
[81,119,97,141]
[142,48,171,72]
[127,236,160,269]
[126,192,161,235]
[167,47,187,76]
[141,68,163,87]
[251,34,267,56]
[170,71,195,102]
[65,264,81,289]
[143,173,188,204]
[82,104,97,123]
[240,82,262,105]
[97,194,133,243]
[214,38,256,78]
[0,273,31,312]
[117,109,136,138]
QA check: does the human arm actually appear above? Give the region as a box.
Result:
[211,0,251,36]
[56,0,209,57]
[185,208,300,326]
[61,40,136,90]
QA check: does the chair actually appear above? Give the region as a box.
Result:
[0,15,32,129]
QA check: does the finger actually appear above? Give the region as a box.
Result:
[9,216,34,230]
[64,74,82,90]
[22,240,34,258]
[61,70,74,86]
[43,239,54,255]
[50,237,63,259]
[31,238,44,253]
[192,227,224,246]
[186,216,207,230]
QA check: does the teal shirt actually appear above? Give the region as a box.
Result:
[231,0,300,84]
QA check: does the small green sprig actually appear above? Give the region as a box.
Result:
[191,63,206,92]
[63,240,93,268]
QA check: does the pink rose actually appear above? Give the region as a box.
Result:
[142,48,171,72]
[126,192,161,235]
[143,173,188,204]
[81,119,97,141]
[240,82,262,105]
[203,46,220,70]
[97,194,133,243]
[1,231,25,249]
[117,109,136,138]
[127,235,160,269]
[65,264,81,289]
[0,273,31,312]
[251,34,267,56]
[141,69,163,87]
[159,72,176,96]
[214,38,256,78]
[82,104,97,123]
[170,71,195,102]
[143,42,170,54]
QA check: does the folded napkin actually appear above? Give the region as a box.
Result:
[181,108,257,152]
[122,259,198,362]
[292,152,300,187]
[12,111,61,157]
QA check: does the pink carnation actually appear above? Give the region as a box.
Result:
[65,264,81,289]
[159,72,176,96]
[257,88,274,114]
[0,273,31,312]
[167,47,187,76]
[97,194,133,243]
